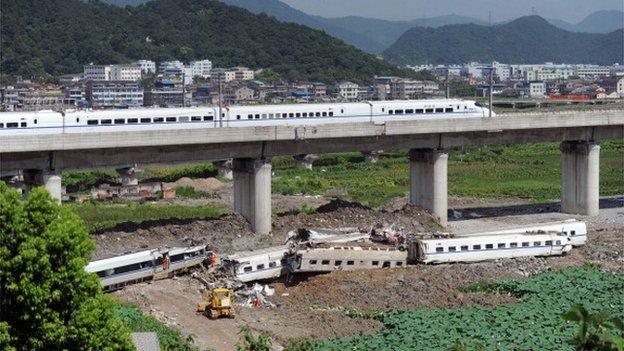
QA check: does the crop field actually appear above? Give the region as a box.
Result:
[273,140,624,207]
[315,266,624,351]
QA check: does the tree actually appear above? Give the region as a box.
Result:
[0,182,134,351]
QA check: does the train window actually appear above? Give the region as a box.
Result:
[262,114,267,119]
[153,118,164,123]
[166,117,176,122]
[6,122,18,128]
[179,116,189,122]
[248,114,253,119]
[461,245,469,251]
[416,109,424,114]
[243,266,252,272]
[556,240,562,245]
[435,247,444,253]
[534,241,542,246]
[522,242,530,247]
[340,109,344,113]
[498,243,506,248]
[406,109,414,114]
[315,112,321,117]
[87,120,98,125]
[127,118,138,124]
[381,108,385,112]
[395,262,403,267]
[302,113,307,117]
[255,114,260,119]
[321,260,330,265]
[448,246,456,252]
[0,123,3,128]
[269,261,277,268]
[35,119,39,124]
[347,260,354,265]
[19,122,26,127]
[309,260,317,265]
[234,115,240,120]
[204,116,213,121]
[510,243,518,248]
[256,264,265,270]
[388,110,393,115]
[457,105,460,109]
[473,245,481,250]
[309,112,314,117]
[191,116,201,121]
[570,230,576,236]
[289,113,294,118]
[334,260,342,266]
[269,113,274,118]
[114,119,125,124]
[372,261,379,266]
[382,261,391,268]
[101,119,112,125]
[426,108,433,113]
[140,118,151,123]
[395,109,404,114]
[445,108,453,113]
[545,240,553,246]
[485,244,494,249]
[296,113,301,118]
[322,112,327,116]
[329,111,334,116]
[170,254,184,262]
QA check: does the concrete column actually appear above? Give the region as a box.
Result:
[363,150,383,163]
[23,169,62,203]
[116,166,141,186]
[213,160,233,180]
[560,141,600,216]
[294,154,317,170]
[409,149,448,226]
[233,158,272,234]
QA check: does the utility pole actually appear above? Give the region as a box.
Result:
[182,71,186,107]
[489,63,494,118]
[218,73,222,127]
[445,69,450,99]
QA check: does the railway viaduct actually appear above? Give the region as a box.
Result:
[1,109,623,234]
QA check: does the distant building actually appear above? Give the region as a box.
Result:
[59,74,83,85]
[144,80,184,107]
[617,77,624,97]
[159,60,184,75]
[210,68,236,82]
[311,83,327,97]
[110,64,142,81]
[231,67,255,81]
[224,85,255,103]
[576,65,611,78]
[86,81,143,108]
[190,59,213,78]
[528,81,546,98]
[134,60,156,74]
[335,81,359,100]
[84,64,111,81]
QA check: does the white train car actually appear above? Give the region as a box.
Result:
[0,99,493,135]
[223,245,290,283]
[292,245,407,272]
[458,219,587,246]
[86,245,209,291]
[411,233,572,264]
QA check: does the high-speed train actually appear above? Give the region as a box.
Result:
[0,99,493,135]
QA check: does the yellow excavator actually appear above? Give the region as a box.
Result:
[197,288,235,319]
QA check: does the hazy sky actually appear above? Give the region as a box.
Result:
[280,0,623,23]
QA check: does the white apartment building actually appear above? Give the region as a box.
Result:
[159,60,185,75]
[210,68,236,82]
[336,81,359,100]
[83,65,111,81]
[134,60,156,74]
[492,62,511,81]
[190,59,213,78]
[617,77,624,97]
[528,81,546,98]
[109,64,142,81]
[232,67,254,81]
[576,65,611,78]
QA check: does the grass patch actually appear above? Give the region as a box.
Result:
[140,163,217,182]
[175,186,220,200]
[272,141,624,207]
[115,303,201,351]
[66,202,224,232]
[315,266,624,351]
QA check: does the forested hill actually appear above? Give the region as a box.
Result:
[383,16,624,65]
[0,0,420,83]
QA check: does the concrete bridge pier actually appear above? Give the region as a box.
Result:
[233,158,272,234]
[213,160,233,180]
[23,169,62,203]
[116,166,142,186]
[294,154,317,170]
[560,141,600,216]
[409,148,448,226]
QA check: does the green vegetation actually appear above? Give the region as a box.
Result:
[140,163,217,183]
[62,169,118,191]
[272,141,624,207]
[1,0,423,82]
[0,183,134,350]
[383,16,623,65]
[562,304,624,351]
[115,303,200,351]
[175,186,220,200]
[66,202,224,232]
[236,326,272,351]
[315,266,624,350]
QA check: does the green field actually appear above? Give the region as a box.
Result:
[273,140,624,207]
[66,202,224,233]
[315,266,624,351]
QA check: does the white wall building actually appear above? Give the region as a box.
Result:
[617,77,624,97]
[336,81,359,100]
[528,81,546,98]
[110,64,142,81]
[134,60,156,74]
[190,59,213,78]
[83,65,111,81]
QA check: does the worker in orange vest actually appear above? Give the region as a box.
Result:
[209,251,218,266]
[162,254,170,270]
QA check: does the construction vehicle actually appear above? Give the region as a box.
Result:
[197,288,235,319]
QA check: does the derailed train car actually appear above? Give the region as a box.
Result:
[292,245,408,272]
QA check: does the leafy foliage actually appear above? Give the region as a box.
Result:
[114,303,200,351]
[0,182,134,350]
[236,325,272,351]
[314,266,624,350]
[1,0,420,82]
[562,304,624,351]
[175,185,220,199]
[384,16,624,65]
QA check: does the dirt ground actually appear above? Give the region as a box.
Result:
[102,182,623,350]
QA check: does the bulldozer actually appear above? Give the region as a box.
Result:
[197,288,235,319]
